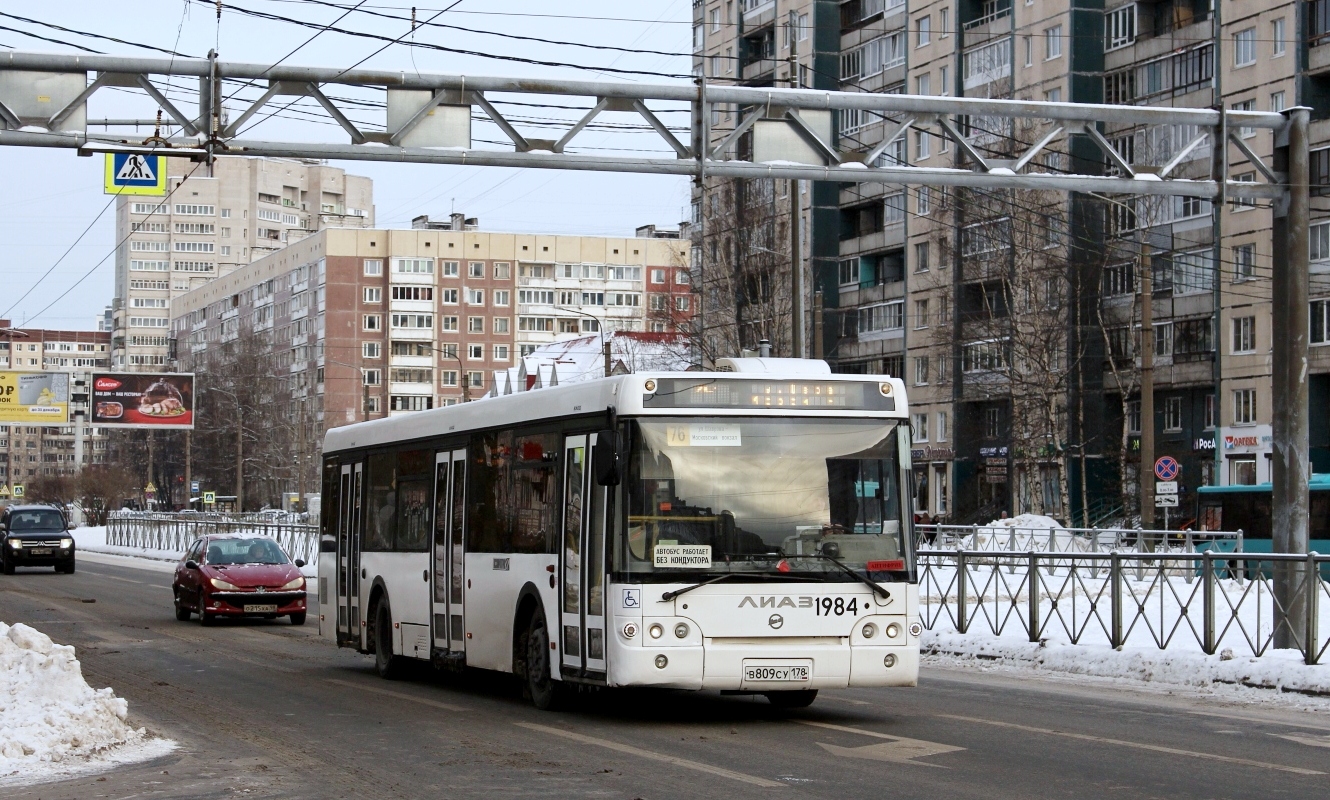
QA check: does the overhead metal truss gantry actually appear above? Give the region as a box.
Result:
[0,50,1292,201]
[0,50,1313,646]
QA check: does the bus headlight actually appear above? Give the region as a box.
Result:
[673,623,689,639]
[654,655,668,669]
[879,382,893,396]
[884,653,897,668]
[885,623,901,639]
[622,622,639,639]
[648,623,664,639]
[861,622,877,639]
[643,379,657,394]
[908,622,923,637]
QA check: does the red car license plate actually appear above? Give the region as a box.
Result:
[244,604,278,613]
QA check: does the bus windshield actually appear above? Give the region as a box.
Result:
[620,417,909,580]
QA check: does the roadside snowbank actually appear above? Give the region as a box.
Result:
[924,630,1330,697]
[0,622,174,784]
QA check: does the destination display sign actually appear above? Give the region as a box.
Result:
[643,378,896,411]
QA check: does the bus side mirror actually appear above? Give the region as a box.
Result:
[319,538,337,553]
[594,430,621,486]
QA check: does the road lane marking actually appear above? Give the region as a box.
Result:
[515,722,786,788]
[97,573,144,584]
[1274,733,1330,749]
[938,714,1324,776]
[325,679,467,711]
[796,720,964,767]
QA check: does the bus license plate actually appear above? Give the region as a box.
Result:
[244,604,278,613]
[744,664,810,683]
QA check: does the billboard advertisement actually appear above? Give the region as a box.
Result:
[0,371,71,424]
[90,373,195,429]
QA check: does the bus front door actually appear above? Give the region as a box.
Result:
[337,461,364,648]
[431,449,466,655]
[561,434,608,678]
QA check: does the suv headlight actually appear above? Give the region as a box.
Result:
[6,538,20,550]
[209,577,241,591]
[60,538,73,549]
[279,577,306,591]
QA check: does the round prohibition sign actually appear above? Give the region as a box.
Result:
[1154,456,1180,482]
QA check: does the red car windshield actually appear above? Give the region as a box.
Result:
[204,538,289,566]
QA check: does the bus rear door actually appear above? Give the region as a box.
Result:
[335,461,364,649]
[560,434,608,679]
[431,449,466,655]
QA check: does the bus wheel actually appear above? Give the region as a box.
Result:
[765,690,818,709]
[374,599,405,680]
[525,612,569,711]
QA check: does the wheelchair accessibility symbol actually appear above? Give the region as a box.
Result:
[622,588,640,609]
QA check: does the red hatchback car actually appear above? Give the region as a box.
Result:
[173,535,308,626]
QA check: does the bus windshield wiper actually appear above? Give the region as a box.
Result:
[660,571,803,602]
[795,554,891,599]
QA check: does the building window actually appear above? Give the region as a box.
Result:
[676,270,691,285]
[1204,394,1216,429]
[494,317,510,334]
[441,370,458,387]
[363,314,381,331]
[1044,26,1063,59]
[363,342,381,358]
[675,295,691,311]
[1154,322,1173,357]
[936,412,948,442]
[914,299,929,328]
[1271,18,1286,57]
[913,357,929,386]
[441,288,459,305]
[493,262,511,279]
[1234,28,1256,67]
[394,258,434,274]
[363,287,381,303]
[1232,388,1256,425]
[493,290,510,307]
[859,301,905,334]
[1231,316,1255,353]
[912,413,929,441]
[1106,4,1136,50]
[1164,397,1183,432]
[962,339,1008,372]
[468,316,485,333]
[493,345,510,361]
[467,371,485,388]
[364,396,380,413]
[651,269,666,284]
[441,315,459,331]
[1233,244,1255,281]
[390,395,433,412]
[1230,456,1257,486]
[391,314,433,329]
[467,344,484,360]
[467,288,484,305]
[362,369,381,386]
[1124,400,1141,434]
[917,15,930,47]
[839,258,860,286]
[984,408,1000,439]
[1312,222,1330,263]
[1313,299,1330,344]
[442,260,459,277]
[915,129,930,160]
[914,241,930,272]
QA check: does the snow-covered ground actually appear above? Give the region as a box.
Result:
[0,622,174,785]
[72,526,317,578]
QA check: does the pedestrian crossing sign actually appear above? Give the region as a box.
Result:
[104,153,166,196]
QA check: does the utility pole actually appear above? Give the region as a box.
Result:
[1139,232,1155,534]
[1272,106,1311,649]
[787,9,803,359]
[603,340,612,377]
[184,431,192,507]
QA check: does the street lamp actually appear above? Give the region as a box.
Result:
[553,306,613,377]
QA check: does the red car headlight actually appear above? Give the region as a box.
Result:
[279,576,306,591]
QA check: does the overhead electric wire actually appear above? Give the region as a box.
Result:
[222,0,369,104]
[0,12,193,56]
[0,23,102,52]
[1,192,119,319]
[206,0,692,79]
[19,161,207,327]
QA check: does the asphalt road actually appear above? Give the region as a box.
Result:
[2,554,1328,800]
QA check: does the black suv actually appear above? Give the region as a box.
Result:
[0,505,76,574]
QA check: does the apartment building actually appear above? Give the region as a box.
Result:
[0,320,112,485]
[169,218,692,437]
[694,0,1330,523]
[113,156,374,371]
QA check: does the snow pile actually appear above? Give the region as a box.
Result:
[941,513,1099,552]
[0,622,170,782]
[924,630,1330,696]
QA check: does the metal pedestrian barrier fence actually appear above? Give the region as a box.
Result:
[915,524,1244,554]
[917,549,1329,666]
[107,511,319,566]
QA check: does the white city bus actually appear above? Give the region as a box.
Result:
[318,359,920,708]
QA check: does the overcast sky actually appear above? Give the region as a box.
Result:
[0,0,693,330]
